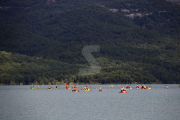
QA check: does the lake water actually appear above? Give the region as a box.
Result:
[0,84,180,120]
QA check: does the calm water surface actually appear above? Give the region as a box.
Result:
[0,84,180,120]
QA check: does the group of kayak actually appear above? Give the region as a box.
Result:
[28,84,172,92]
[72,86,92,92]
[28,85,41,89]
[28,85,59,90]
[135,85,151,90]
[119,85,152,93]
[46,86,59,89]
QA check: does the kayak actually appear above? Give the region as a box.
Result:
[27,88,36,89]
[99,90,103,91]
[66,88,71,90]
[48,88,52,90]
[36,88,40,89]
[126,88,132,89]
[136,88,140,89]
[85,89,89,92]
[109,85,113,87]
[72,90,78,92]
[141,88,147,90]
[55,88,59,89]
[141,87,147,89]
[119,91,127,93]
[146,88,151,90]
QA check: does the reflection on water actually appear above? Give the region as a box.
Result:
[0,84,180,120]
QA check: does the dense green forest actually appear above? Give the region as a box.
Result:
[0,0,180,85]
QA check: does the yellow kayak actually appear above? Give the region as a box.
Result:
[85,89,89,92]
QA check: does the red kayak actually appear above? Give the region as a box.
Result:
[119,91,127,93]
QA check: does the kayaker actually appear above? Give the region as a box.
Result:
[30,86,33,89]
[56,86,58,88]
[99,87,102,91]
[37,86,40,89]
[165,85,168,89]
[121,87,126,92]
[84,86,89,90]
[137,85,139,88]
[66,85,68,89]
[48,86,51,89]
[74,85,77,90]
[120,87,123,92]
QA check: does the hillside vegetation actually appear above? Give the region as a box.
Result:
[0,0,180,85]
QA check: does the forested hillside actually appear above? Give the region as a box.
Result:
[0,0,180,85]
